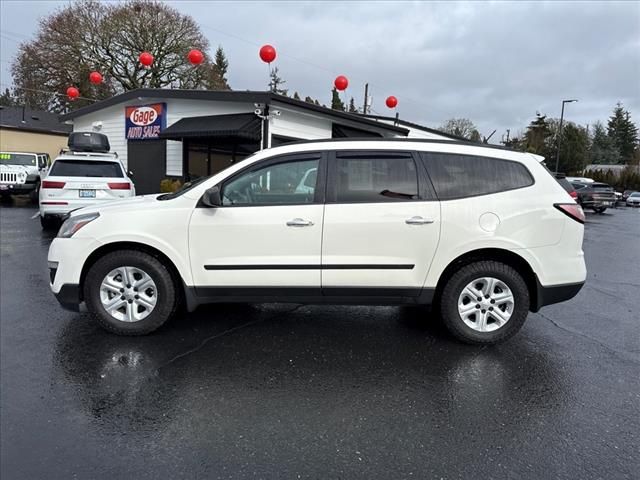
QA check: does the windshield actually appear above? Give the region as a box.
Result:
[157,175,210,200]
[630,192,640,197]
[49,160,123,178]
[0,153,36,166]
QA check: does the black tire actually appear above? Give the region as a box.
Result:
[439,261,530,345]
[29,183,39,204]
[592,207,606,214]
[83,250,178,335]
[40,215,59,230]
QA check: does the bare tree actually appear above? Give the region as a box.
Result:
[440,118,480,140]
[11,0,229,112]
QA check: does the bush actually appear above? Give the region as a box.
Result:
[159,178,183,193]
[588,166,640,191]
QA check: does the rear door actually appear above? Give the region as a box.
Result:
[321,150,440,295]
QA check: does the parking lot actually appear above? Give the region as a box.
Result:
[1,199,638,479]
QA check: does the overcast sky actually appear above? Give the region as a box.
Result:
[1,0,639,142]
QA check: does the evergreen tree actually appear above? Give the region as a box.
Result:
[331,87,345,111]
[590,121,621,165]
[553,121,589,174]
[348,97,358,113]
[268,67,287,96]
[469,129,482,142]
[523,113,554,157]
[293,91,301,100]
[607,102,638,164]
[214,46,229,86]
[0,88,16,107]
[304,96,314,104]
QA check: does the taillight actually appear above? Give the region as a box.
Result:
[42,181,65,189]
[554,203,585,224]
[108,182,131,190]
[569,190,578,199]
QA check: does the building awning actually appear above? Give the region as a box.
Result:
[331,123,383,138]
[159,113,261,142]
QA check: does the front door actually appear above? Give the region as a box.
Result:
[188,153,326,290]
[127,139,166,194]
[321,150,441,294]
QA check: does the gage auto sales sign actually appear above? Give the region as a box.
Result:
[125,103,166,140]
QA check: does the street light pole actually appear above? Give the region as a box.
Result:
[554,99,578,174]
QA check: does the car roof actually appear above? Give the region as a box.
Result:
[54,152,120,162]
[264,138,544,164]
[0,151,38,156]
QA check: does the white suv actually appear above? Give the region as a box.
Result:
[39,151,135,229]
[47,140,586,344]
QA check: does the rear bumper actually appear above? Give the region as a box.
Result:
[533,280,584,312]
[53,283,82,312]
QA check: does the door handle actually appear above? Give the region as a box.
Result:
[405,216,434,225]
[286,218,314,227]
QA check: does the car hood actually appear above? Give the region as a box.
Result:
[69,193,163,217]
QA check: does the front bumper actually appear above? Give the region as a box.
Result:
[53,283,82,312]
[0,182,36,193]
[533,280,585,312]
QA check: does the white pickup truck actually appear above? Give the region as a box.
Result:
[0,152,49,203]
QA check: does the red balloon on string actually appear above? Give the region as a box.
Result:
[187,49,204,65]
[334,75,348,91]
[385,96,398,108]
[259,45,276,63]
[89,71,103,85]
[66,86,80,100]
[139,51,154,67]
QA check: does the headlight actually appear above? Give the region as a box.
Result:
[57,212,100,238]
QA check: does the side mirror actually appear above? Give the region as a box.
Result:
[202,185,222,208]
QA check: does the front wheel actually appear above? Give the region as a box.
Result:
[592,207,607,214]
[29,183,39,204]
[83,250,178,335]
[40,215,59,230]
[439,261,530,344]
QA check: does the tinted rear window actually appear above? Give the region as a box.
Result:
[49,160,123,178]
[592,183,612,190]
[420,152,533,200]
[335,154,419,202]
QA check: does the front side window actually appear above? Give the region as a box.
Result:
[421,152,533,200]
[222,157,320,206]
[49,160,124,178]
[334,154,419,202]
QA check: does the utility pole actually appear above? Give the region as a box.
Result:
[362,83,369,115]
[555,99,578,174]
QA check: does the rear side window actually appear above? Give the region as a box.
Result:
[49,160,123,178]
[420,152,533,200]
[334,153,419,202]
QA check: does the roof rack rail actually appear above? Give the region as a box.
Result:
[60,149,118,158]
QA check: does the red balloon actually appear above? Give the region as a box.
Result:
[259,44,276,63]
[187,49,204,65]
[385,96,398,108]
[66,86,80,100]
[89,71,103,85]
[334,75,348,91]
[139,51,154,67]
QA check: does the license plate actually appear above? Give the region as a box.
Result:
[79,189,96,198]
[603,202,612,206]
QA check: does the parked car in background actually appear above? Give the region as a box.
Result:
[554,174,578,201]
[0,151,48,203]
[622,190,637,201]
[39,132,135,229]
[48,139,586,344]
[626,192,640,207]
[570,181,617,213]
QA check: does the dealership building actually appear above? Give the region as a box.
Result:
[60,89,457,194]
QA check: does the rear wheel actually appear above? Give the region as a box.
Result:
[592,206,607,214]
[83,250,177,335]
[439,261,530,344]
[29,183,39,204]
[40,215,59,230]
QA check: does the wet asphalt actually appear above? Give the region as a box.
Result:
[0,199,638,480]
